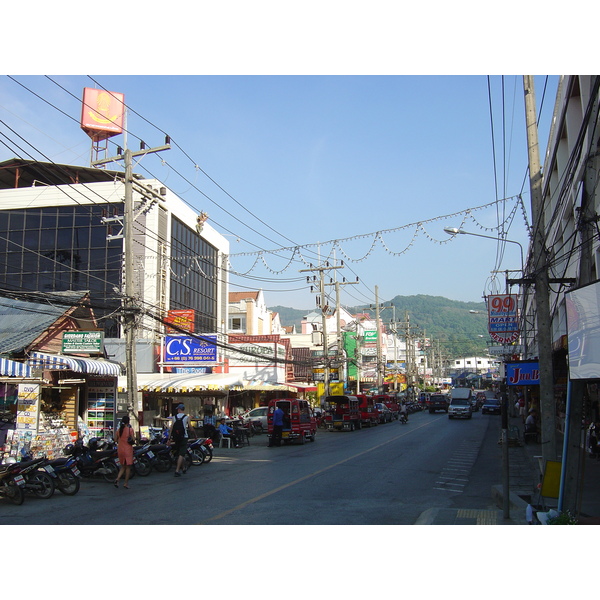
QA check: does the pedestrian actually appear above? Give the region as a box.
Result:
[169,403,196,477]
[218,418,240,447]
[518,394,526,423]
[114,414,135,489]
[269,403,285,447]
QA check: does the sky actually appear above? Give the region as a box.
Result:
[0,73,560,312]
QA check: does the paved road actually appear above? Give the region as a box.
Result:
[0,409,504,525]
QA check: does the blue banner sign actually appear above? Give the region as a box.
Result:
[164,335,217,363]
[505,362,540,385]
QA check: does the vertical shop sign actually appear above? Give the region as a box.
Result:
[487,294,520,343]
[16,383,40,431]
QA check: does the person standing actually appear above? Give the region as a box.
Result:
[169,404,196,477]
[269,404,285,447]
[114,414,135,489]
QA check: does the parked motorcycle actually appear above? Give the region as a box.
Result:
[3,457,56,499]
[0,462,25,505]
[19,452,81,496]
[66,439,119,483]
[197,437,214,463]
[46,456,81,495]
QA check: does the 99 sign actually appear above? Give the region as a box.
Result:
[488,294,518,316]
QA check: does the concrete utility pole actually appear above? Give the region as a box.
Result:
[300,263,344,404]
[523,75,557,461]
[560,78,600,513]
[93,138,170,433]
[326,278,359,391]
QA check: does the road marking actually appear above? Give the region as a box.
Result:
[197,418,437,524]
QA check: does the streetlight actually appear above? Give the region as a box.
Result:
[443,227,524,273]
[444,225,527,521]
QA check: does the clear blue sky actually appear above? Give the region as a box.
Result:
[0,74,559,311]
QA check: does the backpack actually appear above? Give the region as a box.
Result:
[172,414,186,442]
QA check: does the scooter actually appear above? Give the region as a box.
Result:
[20,452,81,496]
[2,456,56,499]
[399,412,408,424]
[66,439,119,483]
[0,462,25,505]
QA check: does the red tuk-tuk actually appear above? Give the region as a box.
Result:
[372,394,399,420]
[324,395,362,431]
[356,394,379,427]
[267,398,317,445]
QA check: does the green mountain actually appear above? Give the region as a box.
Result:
[270,294,489,357]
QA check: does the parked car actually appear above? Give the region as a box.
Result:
[374,402,393,423]
[240,406,268,430]
[448,397,473,419]
[482,398,502,415]
[426,393,449,414]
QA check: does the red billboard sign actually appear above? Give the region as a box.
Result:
[80,88,125,141]
[165,309,195,334]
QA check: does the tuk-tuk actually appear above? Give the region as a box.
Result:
[267,398,317,445]
[324,395,362,431]
[356,394,379,427]
[372,394,399,420]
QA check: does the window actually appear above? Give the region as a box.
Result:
[229,316,246,331]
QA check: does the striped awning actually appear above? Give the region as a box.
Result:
[29,351,121,377]
[118,372,245,393]
[0,357,31,378]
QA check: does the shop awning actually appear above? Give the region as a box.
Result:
[118,372,245,393]
[29,351,121,377]
[285,382,317,392]
[243,380,296,391]
[0,357,31,378]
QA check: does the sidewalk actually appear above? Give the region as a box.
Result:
[416,414,600,525]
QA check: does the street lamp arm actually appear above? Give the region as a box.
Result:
[443,227,524,272]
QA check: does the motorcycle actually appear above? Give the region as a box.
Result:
[3,456,56,499]
[187,437,214,465]
[20,452,81,496]
[66,439,119,483]
[197,437,213,463]
[46,456,81,495]
[399,412,408,424]
[0,462,25,505]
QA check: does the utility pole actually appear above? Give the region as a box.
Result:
[523,75,557,461]
[300,263,344,405]
[326,278,359,391]
[93,138,170,434]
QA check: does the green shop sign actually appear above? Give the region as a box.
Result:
[62,331,104,353]
[363,330,378,343]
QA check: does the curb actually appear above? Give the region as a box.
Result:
[491,484,530,524]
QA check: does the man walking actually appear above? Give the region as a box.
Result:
[169,403,196,477]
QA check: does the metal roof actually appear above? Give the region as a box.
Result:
[0,158,141,190]
[0,291,90,355]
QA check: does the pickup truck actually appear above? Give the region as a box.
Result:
[427,393,449,414]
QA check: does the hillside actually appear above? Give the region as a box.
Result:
[270,294,489,357]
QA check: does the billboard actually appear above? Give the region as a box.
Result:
[164,335,217,363]
[165,309,195,334]
[80,87,125,141]
[487,294,520,343]
[505,361,540,385]
[566,281,600,379]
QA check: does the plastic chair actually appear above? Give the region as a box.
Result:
[219,434,232,448]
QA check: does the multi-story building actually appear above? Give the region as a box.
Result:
[0,158,232,423]
[521,76,600,512]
